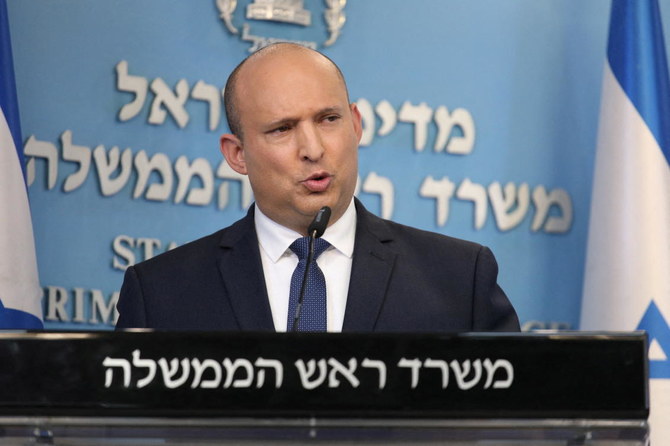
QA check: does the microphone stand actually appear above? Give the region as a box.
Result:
[291,206,331,332]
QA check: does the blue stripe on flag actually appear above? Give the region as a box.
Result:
[0,0,43,328]
[607,0,670,164]
[0,301,42,330]
[0,0,24,173]
[637,301,670,379]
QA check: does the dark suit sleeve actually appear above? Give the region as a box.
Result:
[115,266,148,329]
[472,246,520,331]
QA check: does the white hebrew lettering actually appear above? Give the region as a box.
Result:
[361,358,387,389]
[398,358,422,389]
[254,357,284,389]
[450,359,482,390]
[216,161,254,209]
[132,349,157,389]
[362,172,394,219]
[295,359,327,390]
[116,60,148,122]
[191,80,221,131]
[398,101,432,151]
[433,106,475,154]
[376,100,397,136]
[488,182,530,231]
[327,358,360,388]
[483,358,514,389]
[60,130,92,192]
[456,178,488,230]
[240,24,265,53]
[174,156,214,206]
[356,98,375,147]
[190,358,222,389]
[424,358,449,389]
[148,78,190,128]
[103,357,131,388]
[222,358,254,388]
[240,23,317,53]
[420,176,456,227]
[158,358,191,389]
[133,150,174,201]
[93,145,133,196]
[531,186,573,233]
[24,135,58,189]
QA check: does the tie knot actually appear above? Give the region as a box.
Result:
[290,237,330,261]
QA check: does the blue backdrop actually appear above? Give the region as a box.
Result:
[8,0,655,330]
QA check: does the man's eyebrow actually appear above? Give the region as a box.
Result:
[263,117,299,130]
[263,107,345,129]
[317,106,344,116]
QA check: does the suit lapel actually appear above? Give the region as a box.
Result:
[217,207,276,331]
[342,200,397,331]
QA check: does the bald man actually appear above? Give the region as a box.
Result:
[116,43,520,332]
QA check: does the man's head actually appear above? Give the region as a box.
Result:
[220,43,362,236]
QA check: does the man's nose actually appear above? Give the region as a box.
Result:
[296,124,325,161]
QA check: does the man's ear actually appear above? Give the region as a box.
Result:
[220,133,247,175]
[350,103,363,143]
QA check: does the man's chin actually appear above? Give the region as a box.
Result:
[300,204,331,219]
[306,195,352,222]
[301,193,334,211]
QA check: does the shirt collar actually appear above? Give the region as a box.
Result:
[255,198,357,263]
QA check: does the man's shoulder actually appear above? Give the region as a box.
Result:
[357,203,483,254]
[132,211,254,273]
[128,229,221,277]
[390,218,480,248]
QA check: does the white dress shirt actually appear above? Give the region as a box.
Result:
[255,199,356,332]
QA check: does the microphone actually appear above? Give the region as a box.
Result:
[307,206,331,238]
[291,206,331,332]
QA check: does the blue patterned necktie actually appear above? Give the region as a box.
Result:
[287,237,331,332]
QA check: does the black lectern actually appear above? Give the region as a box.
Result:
[0,331,649,444]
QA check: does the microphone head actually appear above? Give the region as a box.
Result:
[308,206,331,238]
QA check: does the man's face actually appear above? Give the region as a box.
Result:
[223,48,362,234]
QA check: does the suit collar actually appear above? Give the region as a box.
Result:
[342,199,397,331]
[217,200,397,333]
[217,206,276,331]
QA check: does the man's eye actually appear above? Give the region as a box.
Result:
[323,115,340,123]
[271,125,290,134]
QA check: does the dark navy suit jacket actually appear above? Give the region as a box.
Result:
[116,200,519,331]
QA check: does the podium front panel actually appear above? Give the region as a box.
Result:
[0,331,647,419]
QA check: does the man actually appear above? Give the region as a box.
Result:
[116,43,519,332]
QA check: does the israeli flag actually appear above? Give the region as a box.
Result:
[581,0,670,443]
[0,0,42,329]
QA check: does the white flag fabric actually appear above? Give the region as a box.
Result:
[581,0,670,443]
[0,0,42,328]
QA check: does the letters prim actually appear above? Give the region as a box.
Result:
[43,285,119,327]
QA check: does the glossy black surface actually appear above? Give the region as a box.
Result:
[0,331,648,419]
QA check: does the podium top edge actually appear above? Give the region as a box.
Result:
[0,330,648,342]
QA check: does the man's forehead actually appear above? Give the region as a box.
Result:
[237,51,346,102]
[229,44,351,134]
[241,45,333,79]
